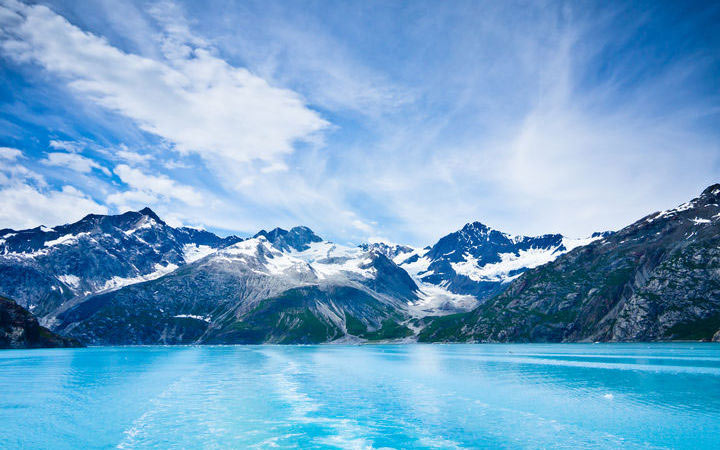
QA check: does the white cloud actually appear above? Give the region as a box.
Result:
[41,151,111,175]
[0,147,22,160]
[115,148,153,165]
[105,189,157,212]
[0,0,328,168]
[49,139,82,152]
[0,184,108,229]
[111,164,204,207]
[0,154,107,229]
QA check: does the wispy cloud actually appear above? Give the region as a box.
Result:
[0,0,328,169]
[110,164,204,207]
[41,151,110,175]
[0,0,717,244]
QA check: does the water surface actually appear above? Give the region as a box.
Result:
[1,344,719,448]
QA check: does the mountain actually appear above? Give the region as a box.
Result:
[419,184,720,343]
[0,295,81,349]
[253,226,323,251]
[0,207,605,345]
[5,183,715,346]
[0,208,241,316]
[366,223,601,304]
[50,236,420,344]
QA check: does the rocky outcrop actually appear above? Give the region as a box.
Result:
[0,296,82,348]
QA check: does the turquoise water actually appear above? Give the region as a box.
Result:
[1,344,719,448]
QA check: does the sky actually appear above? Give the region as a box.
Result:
[0,0,718,246]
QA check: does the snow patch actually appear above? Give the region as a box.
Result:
[124,217,158,235]
[562,235,601,251]
[57,274,81,290]
[452,247,563,283]
[691,217,711,225]
[263,252,308,276]
[407,283,478,317]
[291,241,376,280]
[182,243,216,263]
[100,263,179,292]
[218,237,269,258]
[397,251,432,277]
[173,314,211,322]
[44,232,89,247]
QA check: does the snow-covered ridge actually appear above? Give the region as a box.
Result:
[449,235,601,284]
[123,217,158,235]
[45,232,90,247]
[100,263,180,293]
[211,238,379,281]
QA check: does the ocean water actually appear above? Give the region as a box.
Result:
[1,344,719,449]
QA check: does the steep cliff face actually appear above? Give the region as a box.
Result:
[0,296,81,349]
[420,185,720,342]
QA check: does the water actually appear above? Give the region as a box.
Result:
[1,344,719,449]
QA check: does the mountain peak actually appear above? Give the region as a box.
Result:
[700,183,720,199]
[137,207,162,222]
[254,226,322,252]
[462,221,491,233]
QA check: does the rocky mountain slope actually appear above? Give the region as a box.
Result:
[51,234,420,344]
[0,295,81,348]
[419,184,720,343]
[0,208,241,316]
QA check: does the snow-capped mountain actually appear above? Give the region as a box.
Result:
[0,207,607,344]
[50,235,422,344]
[419,184,720,343]
[253,226,323,251]
[0,208,241,315]
[370,222,605,302]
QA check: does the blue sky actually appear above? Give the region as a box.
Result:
[0,0,718,245]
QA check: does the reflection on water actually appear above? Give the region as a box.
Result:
[1,344,719,448]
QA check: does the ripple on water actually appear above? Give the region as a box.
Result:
[0,344,718,449]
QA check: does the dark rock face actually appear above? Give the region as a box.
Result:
[420,184,720,343]
[360,242,416,260]
[253,226,322,251]
[0,208,241,315]
[357,251,418,301]
[203,285,411,344]
[0,296,82,349]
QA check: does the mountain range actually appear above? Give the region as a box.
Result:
[1,184,719,346]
